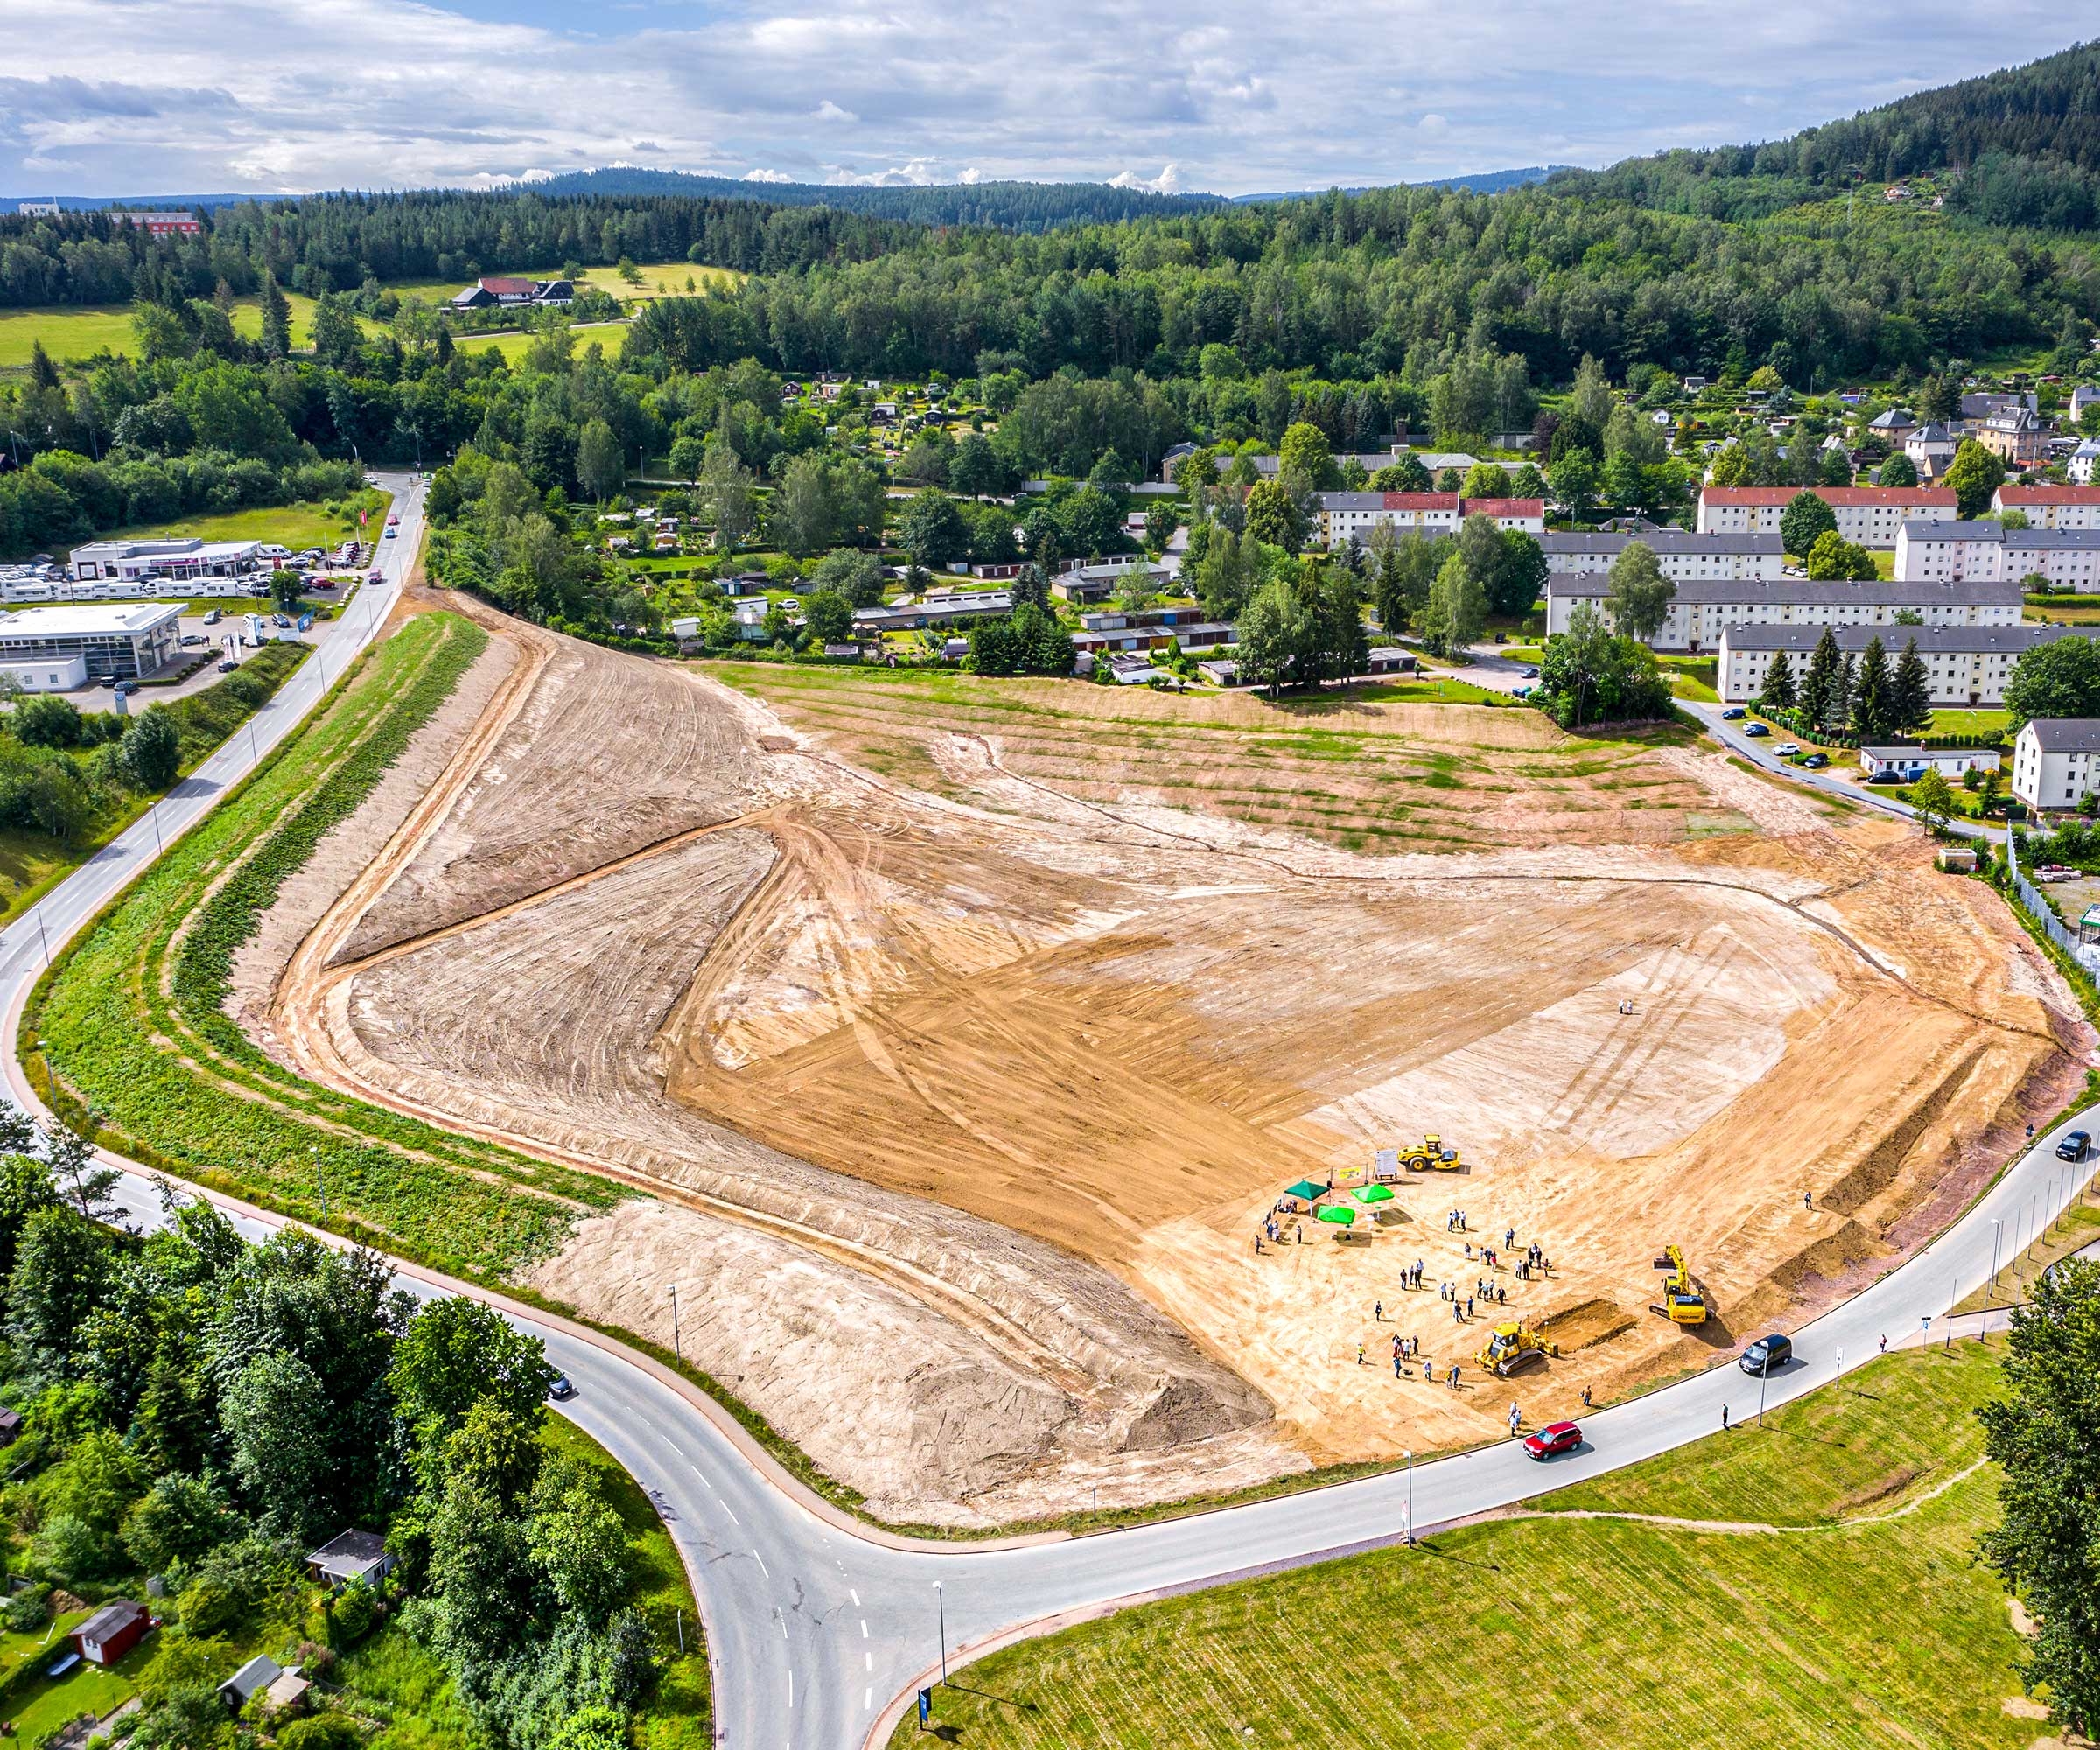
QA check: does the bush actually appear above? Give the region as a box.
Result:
[327,1579,382,1647]
[11,696,82,750]
[174,1576,237,1637]
[3,1583,49,1633]
[119,709,181,791]
[277,1717,361,1750]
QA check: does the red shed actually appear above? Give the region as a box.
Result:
[71,1600,150,1666]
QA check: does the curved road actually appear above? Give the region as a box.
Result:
[0,508,2091,1750]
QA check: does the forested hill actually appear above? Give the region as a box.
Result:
[1558,38,2100,228]
[0,187,915,307]
[524,168,1225,228]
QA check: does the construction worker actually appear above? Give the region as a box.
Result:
[1357,1342,1366,1367]
[1375,1300,1383,1323]
[1581,1384,1592,1409]
[1508,1402,1521,1436]
[1448,1364,1460,1390]
[1721,1403,1731,1432]
[1505,1226,1516,1250]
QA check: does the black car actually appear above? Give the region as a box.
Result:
[548,1373,577,1402]
[2056,1130,2090,1161]
[1744,722,1770,738]
[1802,752,1829,769]
[1721,706,1747,720]
[1740,1334,1793,1376]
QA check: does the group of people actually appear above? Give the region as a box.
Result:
[1444,1208,1471,1232]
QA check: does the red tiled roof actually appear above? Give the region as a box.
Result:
[1699,486,1956,508]
[478,276,538,296]
[1378,492,1462,510]
[1464,498,1545,518]
[1997,486,2100,506]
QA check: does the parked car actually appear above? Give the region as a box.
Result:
[1776,742,1801,757]
[96,675,116,689]
[1520,665,1540,679]
[218,659,239,673]
[272,613,291,628]
[1740,1334,1793,1376]
[548,1374,577,1402]
[203,608,222,626]
[1522,1420,1582,1460]
[2056,1130,2090,1161]
[1721,706,1747,720]
[1744,722,1770,738]
[1802,752,1829,769]
[113,680,138,696]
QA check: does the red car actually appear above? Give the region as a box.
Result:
[1522,1420,1582,1460]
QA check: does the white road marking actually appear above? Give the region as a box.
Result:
[755,1552,770,1578]
[849,1588,860,1606]
[724,1503,738,1524]
[690,1465,713,1491]
[788,1670,794,1708]
[864,1651,871,1672]
[864,1687,872,1711]
[664,1438,683,1458]
[859,1620,868,1638]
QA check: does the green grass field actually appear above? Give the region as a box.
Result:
[1926,707,2012,739]
[454,320,635,362]
[0,292,368,368]
[389,261,742,306]
[896,1344,2041,1750]
[63,490,391,563]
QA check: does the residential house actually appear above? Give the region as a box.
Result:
[1718,622,2100,706]
[447,277,574,311]
[2070,440,2100,486]
[1974,407,2051,470]
[1865,408,1917,448]
[1903,423,1959,479]
[71,1601,150,1667]
[2012,717,2100,813]
[1696,485,1955,548]
[1542,531,1784,591]
[1857,746,1999,781]
[1959,391,2040,424]
[2068,385,2100,424]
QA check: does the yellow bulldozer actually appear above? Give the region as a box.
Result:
[1477,1320,1558,1378]
[1400,1132,1463,1172]
[1652,1244,1708,1326]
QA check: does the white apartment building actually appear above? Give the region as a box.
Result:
[2012,718,2100,814]
[1718,622,2095,707]
[1895,522,2100,592]
[1697,486,1956,548]
[1992,485,2100,529]
[1542,531,1784,584]
[1315,492,1547,542]
[1544,575,2021,650]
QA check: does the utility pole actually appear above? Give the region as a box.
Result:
[1405,1449,1415,1545]
[668,1283,681,1361]
[934,1582,947,1687]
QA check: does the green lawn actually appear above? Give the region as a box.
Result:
[1354,675,1519,706]
[0,293,369,368]
[1657,654,1718,703]
[63,491,392,564]
[896,1344,2042,1750]
[1926,707,2012,739]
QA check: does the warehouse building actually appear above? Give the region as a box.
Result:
[0,602,184,681]
[1716,622,2098,706]
[1544,574,2021,650]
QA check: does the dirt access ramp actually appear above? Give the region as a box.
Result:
[260,600,1291,1527]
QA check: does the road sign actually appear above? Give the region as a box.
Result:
[918,1688,932,1727]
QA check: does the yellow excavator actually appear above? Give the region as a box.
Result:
[1401,1132,1463,1172]
[1652,1245,1708,1325]
[1477,1320,1558,1378]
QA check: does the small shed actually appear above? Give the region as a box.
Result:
[1365,648,1418,676]
[1197,659,1242,687]
[263,1670,312,1715]
[0,1407,21,1446]
[71,1600,150,1666]
[306,1529,394,1591]
[220,1655,283,1711]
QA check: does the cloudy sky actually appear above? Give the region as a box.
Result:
[0,2,2082,199]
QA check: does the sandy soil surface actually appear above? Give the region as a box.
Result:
[248,611,2087,1516]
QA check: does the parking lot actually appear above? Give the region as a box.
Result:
[76,595,360,716]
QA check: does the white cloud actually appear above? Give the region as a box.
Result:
[0,0,2084,198]
[1110,164,1183,193]
[743,168,794,183]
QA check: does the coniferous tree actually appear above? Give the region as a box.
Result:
[1759,648,1797,712]
[1891,638,1932,733]
[1802,629,1841,729]
[1852,635,1893,739]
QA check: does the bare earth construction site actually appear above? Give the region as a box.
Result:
[238,595,2089,1526]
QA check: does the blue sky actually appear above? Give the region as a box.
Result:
[0,3,2083,199]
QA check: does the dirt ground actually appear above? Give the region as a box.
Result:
[248,612,2089,1515]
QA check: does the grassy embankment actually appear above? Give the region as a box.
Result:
[0,638,312,931]
[893,1343,2040,1750]
[62,489,393,567]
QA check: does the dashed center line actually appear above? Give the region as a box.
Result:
[755,1552,770,1578]
[849,1588,861,1607]
[859,1620,868,1639]
[690,1465,713,1491]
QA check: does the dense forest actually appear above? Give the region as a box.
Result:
[1563,38,2100,229]
[525,168,1223,228]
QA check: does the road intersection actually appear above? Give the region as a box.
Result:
[0,518,2089,1749]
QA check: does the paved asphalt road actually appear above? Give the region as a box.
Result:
[0,533,2090,1750]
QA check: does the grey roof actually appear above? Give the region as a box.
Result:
[74,1601,145,1642]
[1550,575,2020,608]
[1867,409,1915,429]
[1543,531,1782,556]
[1902,520,2006,542]
[220,1656,283,1701]
[1909,422,1957,444]
[309,1529,388,1566]
[1719,623,2096,655]
[1906,521,2100,549]
[2025,718,2100,753]
[2007,527,2100,550]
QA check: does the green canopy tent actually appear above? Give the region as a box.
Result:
[1284,1180,1329,1203]
[1317,1205,1356,1226]
[1352,1185,1394,1206]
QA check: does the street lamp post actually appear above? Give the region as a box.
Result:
[669,1284,682,1361]
[1756,1357,1768,1427]
[1405,1449,1415,1545]
[1989,1219,2004,1302]
[312,1144,325,1218]
[934,1582,948,1688]
[1945,1278,1956,1351]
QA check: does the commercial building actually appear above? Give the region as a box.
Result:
[69,536,262,585]
[1315,492,1544,542]
[1696,486,1956,547]
[113,210,201,237]
[1716,622,2097,706]
[2012,718,2100,814]
[1992,485,2100,529]
[1541,530,1784,584]
[0,602,183,681]
[1894,521,2100,592]
[1544,575,2020,650]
